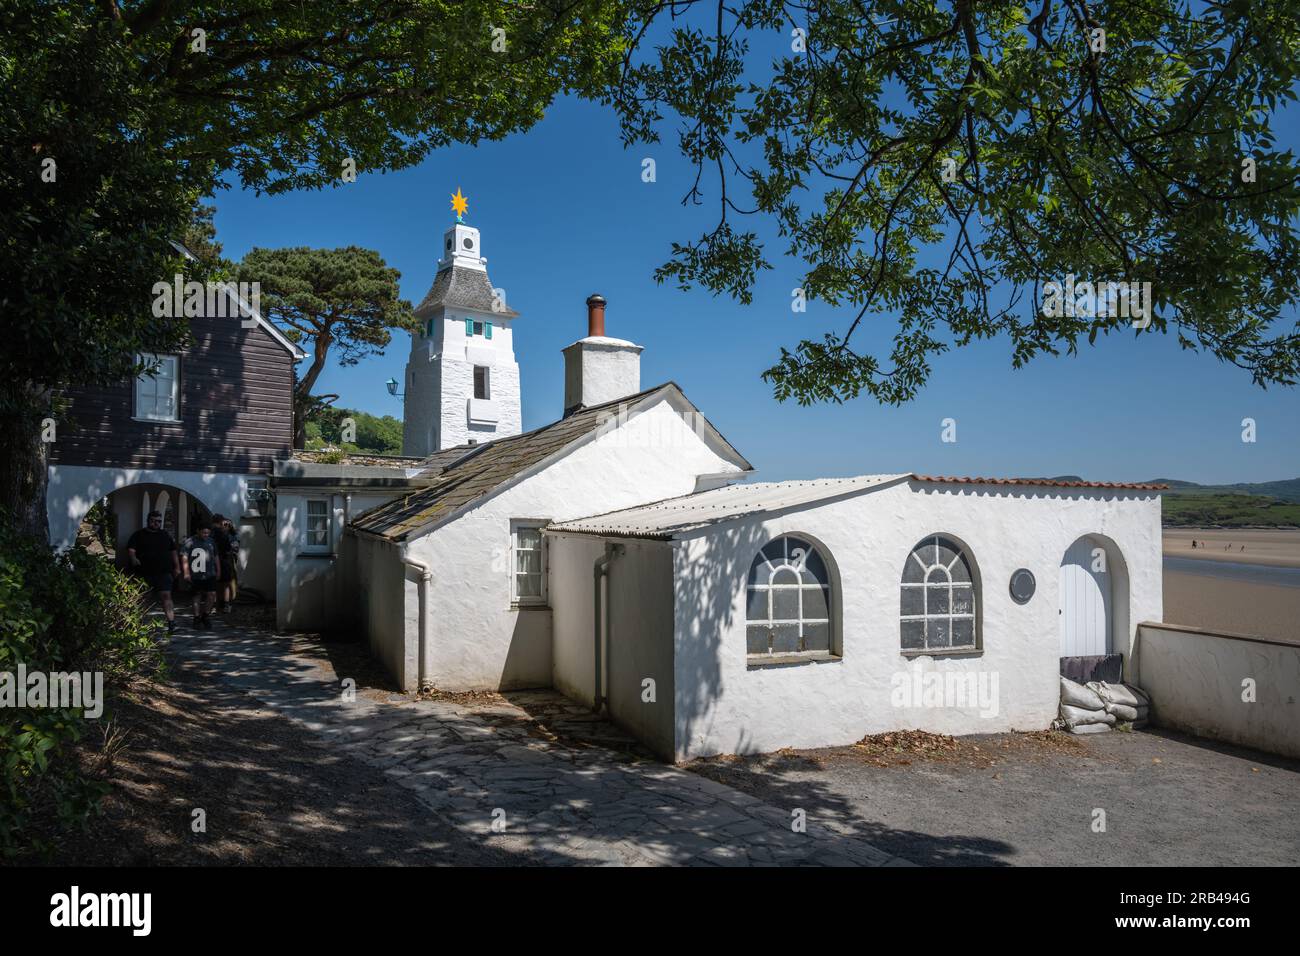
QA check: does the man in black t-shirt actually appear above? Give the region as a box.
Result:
[125,510,181,633]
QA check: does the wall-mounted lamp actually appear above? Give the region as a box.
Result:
[246,487,276,536]
[386,377,404,398]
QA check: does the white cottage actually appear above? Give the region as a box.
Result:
[546,476,1163,760]
[348,373,753,691]
[46,215,1165,763]
[329,219,1164,761]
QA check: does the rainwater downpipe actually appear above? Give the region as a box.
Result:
[592,542,624,714]
[402,552,433,691]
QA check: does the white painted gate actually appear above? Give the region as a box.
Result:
[1059,535,1112,657]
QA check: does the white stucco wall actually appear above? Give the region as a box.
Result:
[400,395,746,692]
[1135,623,1300,759]
[353,532,412,688]
[562,338,642,413]
[548,533,676,760]
[276,490,401,631]
[403,310,522,455]
[47,463,276,594]
[605,539,677,759]
[47,464,255,550]
[548,533,605,702]
[668,480,1162,760]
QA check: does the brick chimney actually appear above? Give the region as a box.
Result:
[562,294,643,416]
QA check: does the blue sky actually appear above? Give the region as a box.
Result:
[212,95,1300,485]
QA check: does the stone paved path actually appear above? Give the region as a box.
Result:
[171,624,904,867]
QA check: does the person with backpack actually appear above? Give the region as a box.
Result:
[125,510,181,634]
[182,522,222,629]
[210,514,240,613]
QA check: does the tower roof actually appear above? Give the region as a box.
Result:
[413,263,519,319]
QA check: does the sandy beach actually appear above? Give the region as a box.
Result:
[1163,528,1300,568]
[1162,571,1299,643]
[1162,529,1300,642]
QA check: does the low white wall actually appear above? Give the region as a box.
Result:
[671,480,1162,760]
[1135,622,1300,759]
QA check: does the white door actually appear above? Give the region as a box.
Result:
[1059,535,1112,657]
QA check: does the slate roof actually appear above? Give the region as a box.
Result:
[417,443,481,475]
[414,264,519,318]
[348,383,750,541]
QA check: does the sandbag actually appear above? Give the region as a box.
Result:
[1087,681,1151,708]
[1060,703,1115,727]
[1105,702,1147,722]
[1060,676,1105,710]
[1069,721,1112,734]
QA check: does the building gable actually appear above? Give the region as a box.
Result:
[349,383,751,541]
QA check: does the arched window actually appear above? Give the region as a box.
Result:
[746,535,833,658]
[900,535,978,652]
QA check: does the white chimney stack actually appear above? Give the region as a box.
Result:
[563,294,643,416]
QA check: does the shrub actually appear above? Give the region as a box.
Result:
[0,518,163,858]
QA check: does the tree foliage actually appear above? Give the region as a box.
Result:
[0,0,629,535]
[613,0,1300,404]
[305,406,405,455]
[0,519,164,858]
[237,246,415,447]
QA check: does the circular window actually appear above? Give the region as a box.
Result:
[1009,568,1036,604]
[463,237,474,250]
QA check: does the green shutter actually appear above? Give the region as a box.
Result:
[485,321,493,339]
[465,318,473,335]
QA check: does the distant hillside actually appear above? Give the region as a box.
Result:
[1032,476,1300,527]
[1162,493,1300,528]
[1140,477,1300,502]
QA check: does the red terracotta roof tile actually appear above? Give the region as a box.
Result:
[910,475,1167,491]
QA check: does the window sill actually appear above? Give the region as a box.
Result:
[900,647,983,659]
[511,602,551,612]
[132,416,182,425]
[747,651,841,670]
[297,551,335,560]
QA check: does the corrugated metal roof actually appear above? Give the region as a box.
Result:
[911,475,1168,491]
[348,383,752,541]
[547,474,911,539]
[549,472,1167,539]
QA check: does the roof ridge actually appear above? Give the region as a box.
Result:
[911,474,1168,490]
[352,383,714,540]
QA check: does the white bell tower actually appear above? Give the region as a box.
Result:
[402,210,523,456]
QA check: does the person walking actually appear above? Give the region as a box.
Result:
[125,510,181,633]
[211,514,240,614]
[183,522,222,629]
